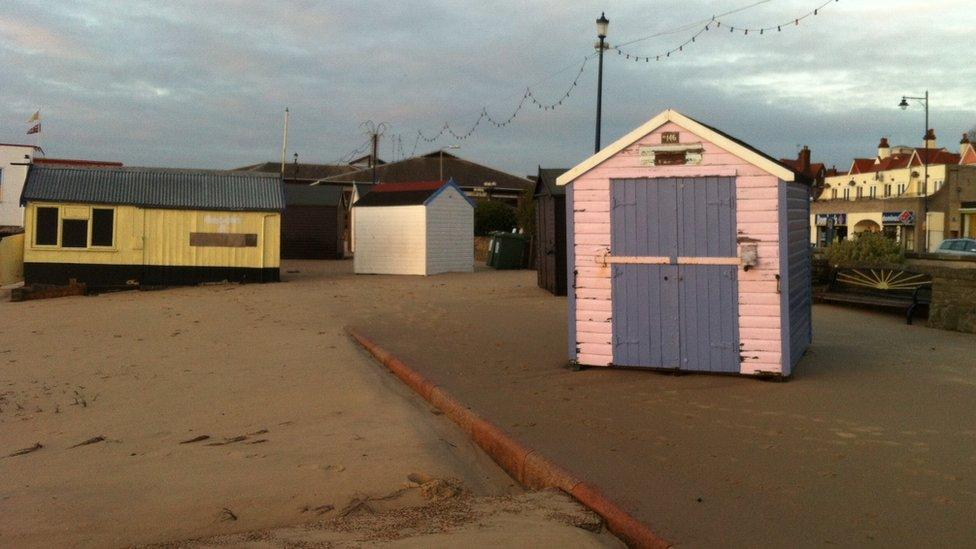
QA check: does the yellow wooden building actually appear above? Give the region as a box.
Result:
[20,166,283,287]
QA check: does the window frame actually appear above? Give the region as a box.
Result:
[30,204,118,251]
[60,218,89,248]
[34,206,60,247]
[90,207,116,248]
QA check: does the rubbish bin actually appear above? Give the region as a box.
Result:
[488,231,528,269]
[485,234,498,267]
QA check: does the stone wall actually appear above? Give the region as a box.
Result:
[926,267,976,334]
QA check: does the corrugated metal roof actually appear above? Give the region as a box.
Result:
[21,166,284,212]
[284,184,345,207]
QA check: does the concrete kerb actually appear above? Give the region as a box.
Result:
[345,326,671,549]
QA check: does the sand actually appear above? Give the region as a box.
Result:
[7,258,973,547]
[335,262,976,548]
[0,262,621,548]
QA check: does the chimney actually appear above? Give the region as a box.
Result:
[798,145,811,173]
[878,137,890,159]
[924,128,936,149]
[962,133,972,156]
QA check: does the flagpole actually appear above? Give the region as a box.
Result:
[27,109,43,156]
[280,107,289,177]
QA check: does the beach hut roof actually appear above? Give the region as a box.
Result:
[556,109,796,186]
[21,166,284,212]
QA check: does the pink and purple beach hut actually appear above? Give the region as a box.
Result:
[557,109,811,377]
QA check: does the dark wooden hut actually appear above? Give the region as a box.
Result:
[534,167,569,295]
[281,185,347,260]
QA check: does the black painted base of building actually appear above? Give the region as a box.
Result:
[24,263,280,288]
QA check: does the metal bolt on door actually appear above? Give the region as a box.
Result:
[609,177,739,372]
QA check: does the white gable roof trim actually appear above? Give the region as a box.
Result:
[556,109,795,185]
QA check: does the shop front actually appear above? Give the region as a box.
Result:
[883,210,916,251]
[962,202,976,239]
[814,213,847,246]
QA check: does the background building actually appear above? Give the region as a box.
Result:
[21,166,283,287]
[322,151,533,208]
[812,130,976,251]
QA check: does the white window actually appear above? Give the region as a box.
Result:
[831,189,838,199]
[844,188,850,200]
[870,186,877,198]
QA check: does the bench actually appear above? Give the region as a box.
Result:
[815,267,932,324]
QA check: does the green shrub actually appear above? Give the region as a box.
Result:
[516,187,535,236]
[474,200,517,236]
[824,231,905,267]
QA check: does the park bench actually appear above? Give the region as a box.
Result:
[815,267,932,325]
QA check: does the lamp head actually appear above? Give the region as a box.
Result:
[597,12,609,39]
[898,97,909,110]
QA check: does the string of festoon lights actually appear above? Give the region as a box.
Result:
[614,0,840,62]
[407,0,838,156]
[410,54,593,156]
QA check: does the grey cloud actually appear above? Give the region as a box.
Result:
[0,0,973,175]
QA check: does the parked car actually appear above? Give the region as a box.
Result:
[936,238,976,255]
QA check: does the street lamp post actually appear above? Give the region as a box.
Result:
[899,90,930,250]
[595,12,609,154]
[439,145,460,181]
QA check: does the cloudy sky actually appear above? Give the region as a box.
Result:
[1,0,974,177]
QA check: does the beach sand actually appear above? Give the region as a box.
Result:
[0,261,620,548]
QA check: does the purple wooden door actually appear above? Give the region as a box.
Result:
[610,177,739,372]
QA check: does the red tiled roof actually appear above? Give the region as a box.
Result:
[961,145,976,165]
[0,143,41,150]
[912,148,960,166]
[779,158,826,177]
[371,180,446,193]
[875,153,913,171]
[34,158,123,168]
[353,181,455,207]
[850,158,876,174]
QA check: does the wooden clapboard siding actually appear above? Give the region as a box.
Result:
[781,181,813,375]
[568,118,788,373]
[534,190,567,295]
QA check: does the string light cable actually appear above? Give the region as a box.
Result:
[404,0,837,154]
[409,53,595,155]
[614,0,840,62]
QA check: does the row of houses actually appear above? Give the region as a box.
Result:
[807,131,976,251]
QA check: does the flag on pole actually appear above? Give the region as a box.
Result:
[27,111,40,123]
[27,123,41,135]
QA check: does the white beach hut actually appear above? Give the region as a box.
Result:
[352,179,474,275]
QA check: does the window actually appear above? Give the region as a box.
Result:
[35,207,59,245]
[856,187,863,199]
[884,184,891,197]
[61,219,88,248]
[870,186,877,198]
[843,189,850,200]
[91,208,114,247]
[898,184,906,195]
[831,189,838,199]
